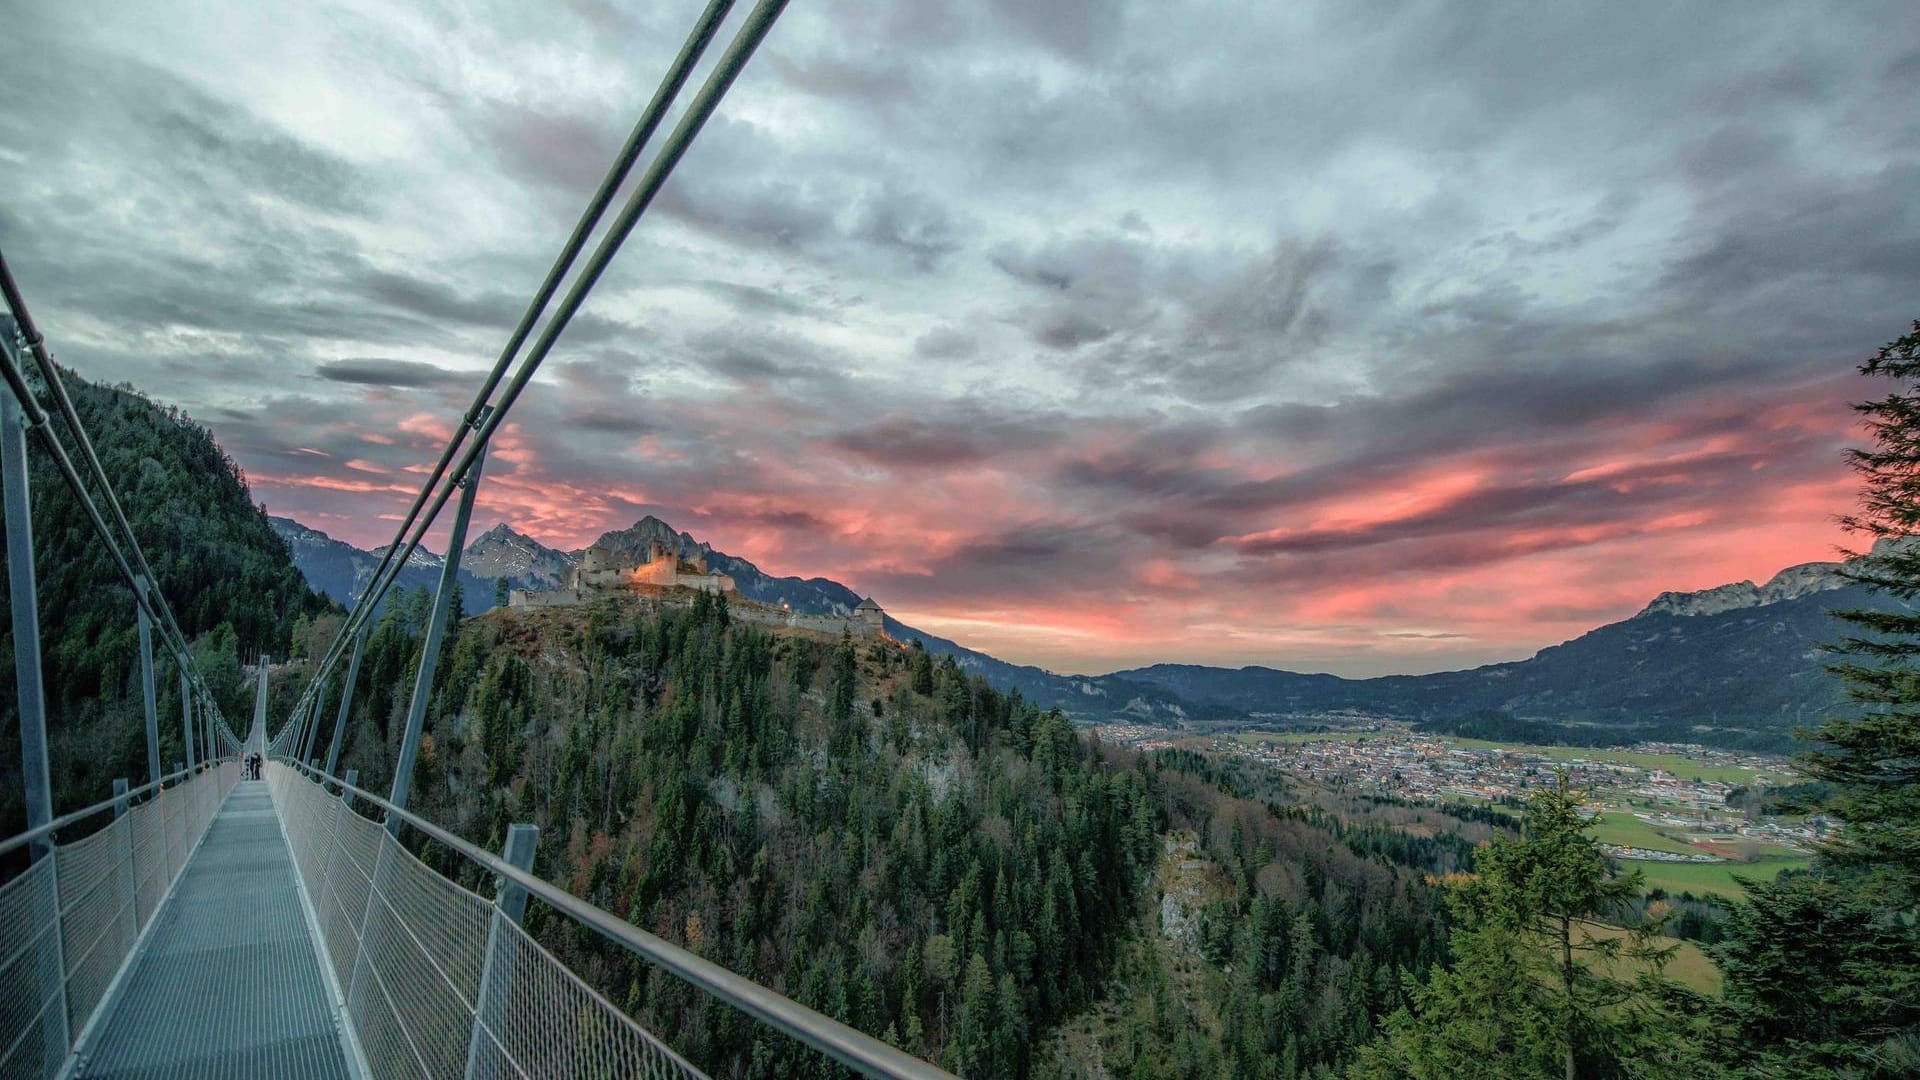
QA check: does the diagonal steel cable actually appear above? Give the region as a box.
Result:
[289,0,739,711]
[289,0,786,737]
[0,264,237,738]
[0,299,233,742]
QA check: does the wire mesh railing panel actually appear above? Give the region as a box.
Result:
[268,766,706,1080]
[163,783,187,884]
[298,787,341,905]
[0,858,62,1080]
[475,917,707,1080]
[284,781,323,887]
[323,802,384,990]
[128,799,166,929]
[348,834,494,1078]
[55,817,135,1037]
[0,764,239,1080]
[345,944,428,1079]
[376,837,493,1004]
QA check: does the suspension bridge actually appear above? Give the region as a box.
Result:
[0,1,954,1075]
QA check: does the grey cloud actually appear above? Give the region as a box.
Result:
[868,520,1137,602]
[700,281,817,318]
[356,271,515,330]
[852,185,961,270]
[913,326,978,359]
[476,99,618,194]
[828,407,1063,469]
[317,358,467,388]
[985,0,1126,63]
[12,0,1920,672]
[766,51,916,104]
[564,407,654,435]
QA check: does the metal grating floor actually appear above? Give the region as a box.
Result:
[77,782,353,1079]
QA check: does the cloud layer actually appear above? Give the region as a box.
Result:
[5,0,1916,675]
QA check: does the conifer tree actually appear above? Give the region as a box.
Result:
[1351,777,1697,1080]
[1820,318,1920,898]
[1713,320,1920,1076]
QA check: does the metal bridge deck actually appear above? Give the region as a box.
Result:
[76,781,352,1079]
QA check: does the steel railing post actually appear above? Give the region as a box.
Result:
[251,656,269,774]
[1,374,73,1066]
[387,406,491,834]
[112,779,138,937]
[464,823,537,1080]
[296,693,316,764]
[180,672,196,773]
[1,366,52,861]
[136,575,160,788]
[324,622,369,777]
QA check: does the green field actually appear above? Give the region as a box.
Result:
[1587,812,1704,856]
[1581,922,1722,995]
[1631,856,1812,900]
[1445,738,1794,785]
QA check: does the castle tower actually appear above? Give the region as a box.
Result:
[853,597,885,634]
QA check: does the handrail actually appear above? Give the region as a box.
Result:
[0,757,231,862]
[279,757,956,1080]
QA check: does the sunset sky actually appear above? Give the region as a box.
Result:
[5,1,1917,675]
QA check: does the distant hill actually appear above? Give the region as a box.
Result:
[268,517,497,617]
[598,516,1232,723]
[1114,570,1891,751]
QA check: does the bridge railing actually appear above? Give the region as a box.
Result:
[267,760,955,1080]
[0,758,240,1079]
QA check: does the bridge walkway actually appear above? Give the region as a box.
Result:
[76,780,352,1079]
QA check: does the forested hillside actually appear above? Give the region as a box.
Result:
[298,590,1471,1077]
[0,367,329,833]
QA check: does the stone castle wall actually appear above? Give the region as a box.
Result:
[507,585,886,637]
[510,537,878,634]
[750,608,883,636]
[508,588,587,609]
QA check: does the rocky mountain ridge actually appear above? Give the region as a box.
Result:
[1634,557,1849,619]
[269,514,1208,725]
[271,514,1893,747]
[465,523,576,588]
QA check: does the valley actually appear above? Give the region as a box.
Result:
[1103,722,1822,898]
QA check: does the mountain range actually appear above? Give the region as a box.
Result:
[268,514,1214,726]
[269,515,1882,749]
[1116,552,1883,751]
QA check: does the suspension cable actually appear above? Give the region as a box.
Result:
[289,0,787,734]
[333,0,739,664]
[0,316,227,735]
[1,253,236,738]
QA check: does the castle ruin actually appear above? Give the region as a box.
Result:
[508,540,888,638]
[510,539,732,608]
